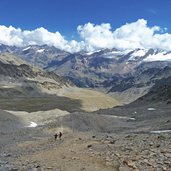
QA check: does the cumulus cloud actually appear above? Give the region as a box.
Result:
[0,19,171,52]
[77,19,171,51]
[0,25,82,52]
[77,23,115,51]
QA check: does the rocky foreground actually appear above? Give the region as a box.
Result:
[0,128,171,171]
[0,99,171,171]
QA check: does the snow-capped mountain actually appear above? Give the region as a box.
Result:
[0,44,171,94]
[0,44,70,68]
[84,48,171,62]
[1,44,171,67]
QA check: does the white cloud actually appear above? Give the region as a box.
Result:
[0,25,82,53]
[77,19,171,51]
[0,19,171,53]
[77,23,115,51]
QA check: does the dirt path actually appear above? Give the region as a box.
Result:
[1,128,171,171]
[1,105,171,171]
[5,132,119,171]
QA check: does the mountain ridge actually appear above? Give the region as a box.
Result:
[1,44,171,104]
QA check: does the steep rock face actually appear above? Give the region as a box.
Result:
[134,76,171,104]
[108,65,171,93]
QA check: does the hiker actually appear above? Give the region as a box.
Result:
[54,133,58,140]
[59,132,62,140]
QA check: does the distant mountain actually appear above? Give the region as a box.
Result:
[0,51,119,112]
[0,53,73,98]
[0,44,70,68]
[133,76,171,104]
[44,48,171,88]
[1,44,171,103]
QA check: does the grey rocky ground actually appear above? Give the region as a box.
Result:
[0,101,171,171]
[0,130,171,171]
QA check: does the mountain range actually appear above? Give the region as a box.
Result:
[1,44,171,171]
[0,49,119,112]
[1,44,171,103]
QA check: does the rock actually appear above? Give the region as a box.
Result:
[131,155,140,161]
[0,153,11,157]
[36,165,40,168]
[115,152,121,158]
[157,135,165,140]
[164,160,171,165]
[70,149,75,153]
[166,99,171,104]
[87,144,92,148]
[113,161,120,171]
[119,166,131,171]
[143,159,153,166]
[160,150,166,153]
[164,153,171,158]
[0,160,8,164]
[109,140,115,144]
[123,159,138,169]
[124,135,132,139]
[156,144,160,148]
[162,166,167,171]
[9,168,19,171]
[71,157,79,160]
[105,161,113,167]
[46,167,53,169]
[0,166,18,171]
[105,156,113,162]
[149,142,154,146]
[61,155,66,159]
[124,147,133,151]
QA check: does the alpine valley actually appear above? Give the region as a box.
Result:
[1,44,171,171]
[1,44,171,103]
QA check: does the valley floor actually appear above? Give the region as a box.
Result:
[0,129,171,171]
[0,101,171,171]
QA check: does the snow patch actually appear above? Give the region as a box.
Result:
[129,49,147,61]
[86,50,101,55]
[22,47,31,51]
[102,50,131,59]
[132,49,147,57]
[144,52,171,62]
[150,130,171,133]
[102,115,136,120]
[148,108,156,111]
[25,122,38,128]
[37,49,45,53]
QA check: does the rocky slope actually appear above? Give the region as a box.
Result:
[0,44,70,68]
[1,44,171,104]
[1,131,171,171]
[0,45,171,171]
[0,53,73,98]
[129,75,171,105]
[0,96,171,171]
[0,52,119,112]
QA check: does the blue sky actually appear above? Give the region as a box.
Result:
[0,0,170,37]
[0,0,171,52]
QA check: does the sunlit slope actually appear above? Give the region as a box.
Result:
[53,87,120,111]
